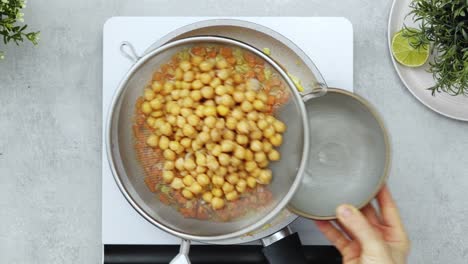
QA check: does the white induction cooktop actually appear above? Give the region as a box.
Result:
[102,16,353,245]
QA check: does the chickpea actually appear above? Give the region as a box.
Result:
[175,68,183,80]
[245,161,258,172]
[212,188,223,198]
[183,71,195,82]
[250,130,263,140]
[182,124,196,137]
[148,98,162,110]
[226,117,237,130]
[200,86,214,99]
[268,149,280,161]
[161,170,174,183]
[223,130,235,141]
[222,182,234,193]
[151,111,164,118]
[220,140,235,152]
[218,153,230,166]
[258,169,273,184]
[189,182,202,195]
[250,140,263,152]
[191,55,203,66]
[196,166,207,174]
[215,85,228,96]
[252,100,265,111]
[216,105,229,116]
[212,175,225,187]
[231,157,242,166]
[215,119,225,130]
[236,83,246,91]
[204,100,215,106]
[240,101,253,112]
[235,148,247,163]
[163,149,176,161]
[245,149,254,161]
[180,171,188,177]
[176,116,186,128]
[168,141,180,152]
[205,76,219,87]
[232,91,245,103]
[144,88,155,101]
[220,94,235,107]
[236,179,247,193]
[211,144,222,156]
[198,131,210,143]
[254,152,267,163]
[141,102,152,114]
[163,82,174,94]
[168,104,180,116]
[164,161,175,170]
[199,61,214,72]
[203,105,217,116]
[183,158,197,171]
[192,79,203,90]
[216,69,231,80]
[225,191,239,201]
[180,138,192,149]
[216,59,229,69]
[233,73,243,84]
[146,117,156,127]
[238,171,248,179]
[190,90,202,101]
[226,173,239,185]
[197,174,210,186]
[183,175,196,186]
[246,177,257,188]
[218,166,228,177]
[236,120,250,134]
[202,192,213,203]
[146,134,159,147]
[191,139,203,151]
[202,116,215,129]
[159,136,170,150]
[152,81,163,92]
[200,73,212,84]
[210,129,222,142]
[211,197,225,210]
[236,134,249,146]
[195,105,205,117]
[171,178,184,190]
[258,160,269,168]
[207,155,220,171]
[270,134,283,147]
[257,91,268,102]
[184,114,199,126]
[273,120,286,133]
[246,111,259,121]
[175,80,182,89]
[244,90,256,102]
[263,126,276,138]
[180,60,192,71]
[231,108,244,120]
[182,189,194,199]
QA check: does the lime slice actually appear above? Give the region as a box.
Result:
[392,29,429,67]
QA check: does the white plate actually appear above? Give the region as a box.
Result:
[387,0,468,121]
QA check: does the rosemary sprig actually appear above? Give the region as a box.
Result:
[0,0,39,60]
[403,0,468,96]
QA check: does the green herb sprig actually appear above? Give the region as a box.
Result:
[404,0,468,96]
[0,0,39,60]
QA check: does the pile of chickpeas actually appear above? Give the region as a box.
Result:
[140,48,286,210]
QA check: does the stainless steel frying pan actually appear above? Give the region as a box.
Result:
[107,36,319,263]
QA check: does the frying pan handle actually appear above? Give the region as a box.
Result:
[169,239,191,264]
[120,41,142,63]
[261,227,307,264]
[301,82,328,102]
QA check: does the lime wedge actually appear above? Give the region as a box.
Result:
[391,29,429,67]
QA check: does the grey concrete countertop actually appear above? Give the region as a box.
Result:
[0,0,467,263]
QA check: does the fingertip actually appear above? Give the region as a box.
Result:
[336,204,355,220]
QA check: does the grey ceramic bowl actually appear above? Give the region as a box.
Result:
[288,88,390,219]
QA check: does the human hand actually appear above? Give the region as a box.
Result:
[315,185,410,264]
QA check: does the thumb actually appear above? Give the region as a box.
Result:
[336,204,386,253]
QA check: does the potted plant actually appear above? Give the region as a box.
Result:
[0,0,39,59]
